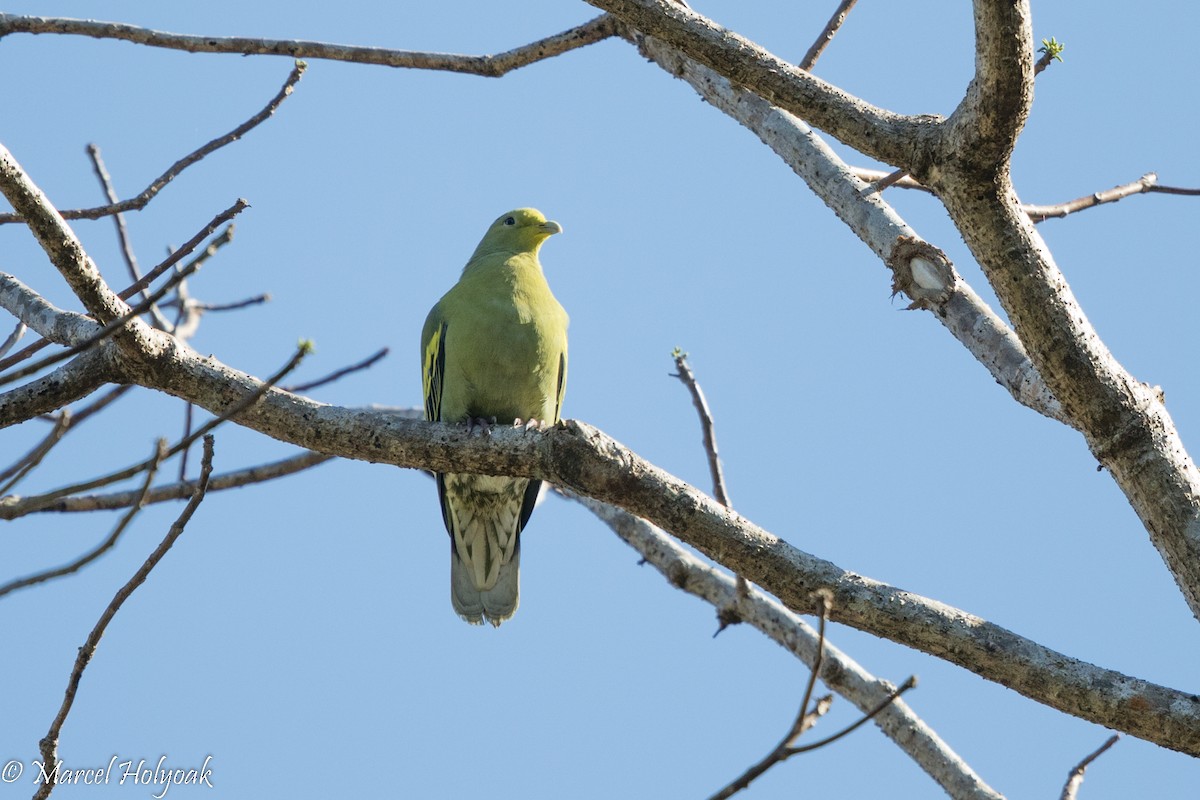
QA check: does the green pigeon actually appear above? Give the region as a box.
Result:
[421,208,569,626]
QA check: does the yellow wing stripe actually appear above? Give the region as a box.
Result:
[423,321,447,422]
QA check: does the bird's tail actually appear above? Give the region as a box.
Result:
[440,472,529,627]
[450,544,520,627]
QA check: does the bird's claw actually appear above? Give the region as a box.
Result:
[513,417,547,433]
[466,417,496,437]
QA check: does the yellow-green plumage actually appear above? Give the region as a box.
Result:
[421,208,568,626]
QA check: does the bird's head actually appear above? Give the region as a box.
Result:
[472,208,563,258]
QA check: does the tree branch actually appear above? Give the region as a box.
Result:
[34,436,214,800]
[0,14,617,78]
[0,442,163,599]
[67,325,1197,754]
[586,0,933,168]
[0,64,302,226]
[6,450,333,515]
[671,350,731,507]
[570,493,1004,800]
[799,0,858,72]
[626,28,1064,424]
[1060,735,1119,800]
[0,348,120,427]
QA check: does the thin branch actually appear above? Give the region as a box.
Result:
[0,411,71,493]
[708,592,835,800]
[9,451,333,515]
[65,384,132,426]
[870,167,911,192]
[0,223,235,390]
[1,343,309,518]
[1023,173,1195,221]
[788,675,917,754]
[0,64,303,225]
[178,402,195,482]
[87,144,175,331]
[86,145,142,288]
[187,293,271,313]
[0,321,25,359]
[0,442,164,600]
[1060,735,1120,800]
[799,0,858,71]
[671,349,731,508]
[34,436,214,800]
[282,346,390,394]
[850,168,1200,221]
[0,200,246,374]
[0,14,617,78]
[117,203,244,302]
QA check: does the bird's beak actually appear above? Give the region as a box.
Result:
[540,220,563,236]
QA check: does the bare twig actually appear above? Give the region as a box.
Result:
[88,145,175,331]
[179,403,195,482]
[34,436,214,800]
[0,64,303,225]
[1023,173,1200,221]
[709,591,835,800]
[0,223,236,390]
[870,167,911,192]
[2,343,310,518]
[33,384,131,427]
[283,347,390,394]
[0,14,617,78]
[5,451,332,516]
[87,144,139,278]
[0,321,25,359]
[187,293,271,313]
[118,203,244,301]
[0,200,246,373]
[1060,735,1120,800]
[788,675,917,754]
[671,349,731,507]
[0,411,71,493]
[0,443,164,600]
[799,0,858,71]
[850,168,1200,221]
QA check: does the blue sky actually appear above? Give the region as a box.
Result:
[2,2,1198,798]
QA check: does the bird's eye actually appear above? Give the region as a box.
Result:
[504,216,516,226]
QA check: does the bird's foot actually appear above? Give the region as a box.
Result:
[513,417,549,433]
[466,416,497,437]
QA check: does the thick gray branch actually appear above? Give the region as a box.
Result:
[940,2,1034,173]
[586,0,934,168]
[630,32,1063,424]
[0,348,119,425]
[939,179,1200,622]
[80,330,1199,756]
[575,494,1004,800]
[0,272,100,345]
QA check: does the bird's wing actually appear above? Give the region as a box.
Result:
[422,317,448,422]
[552,349,567,423]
